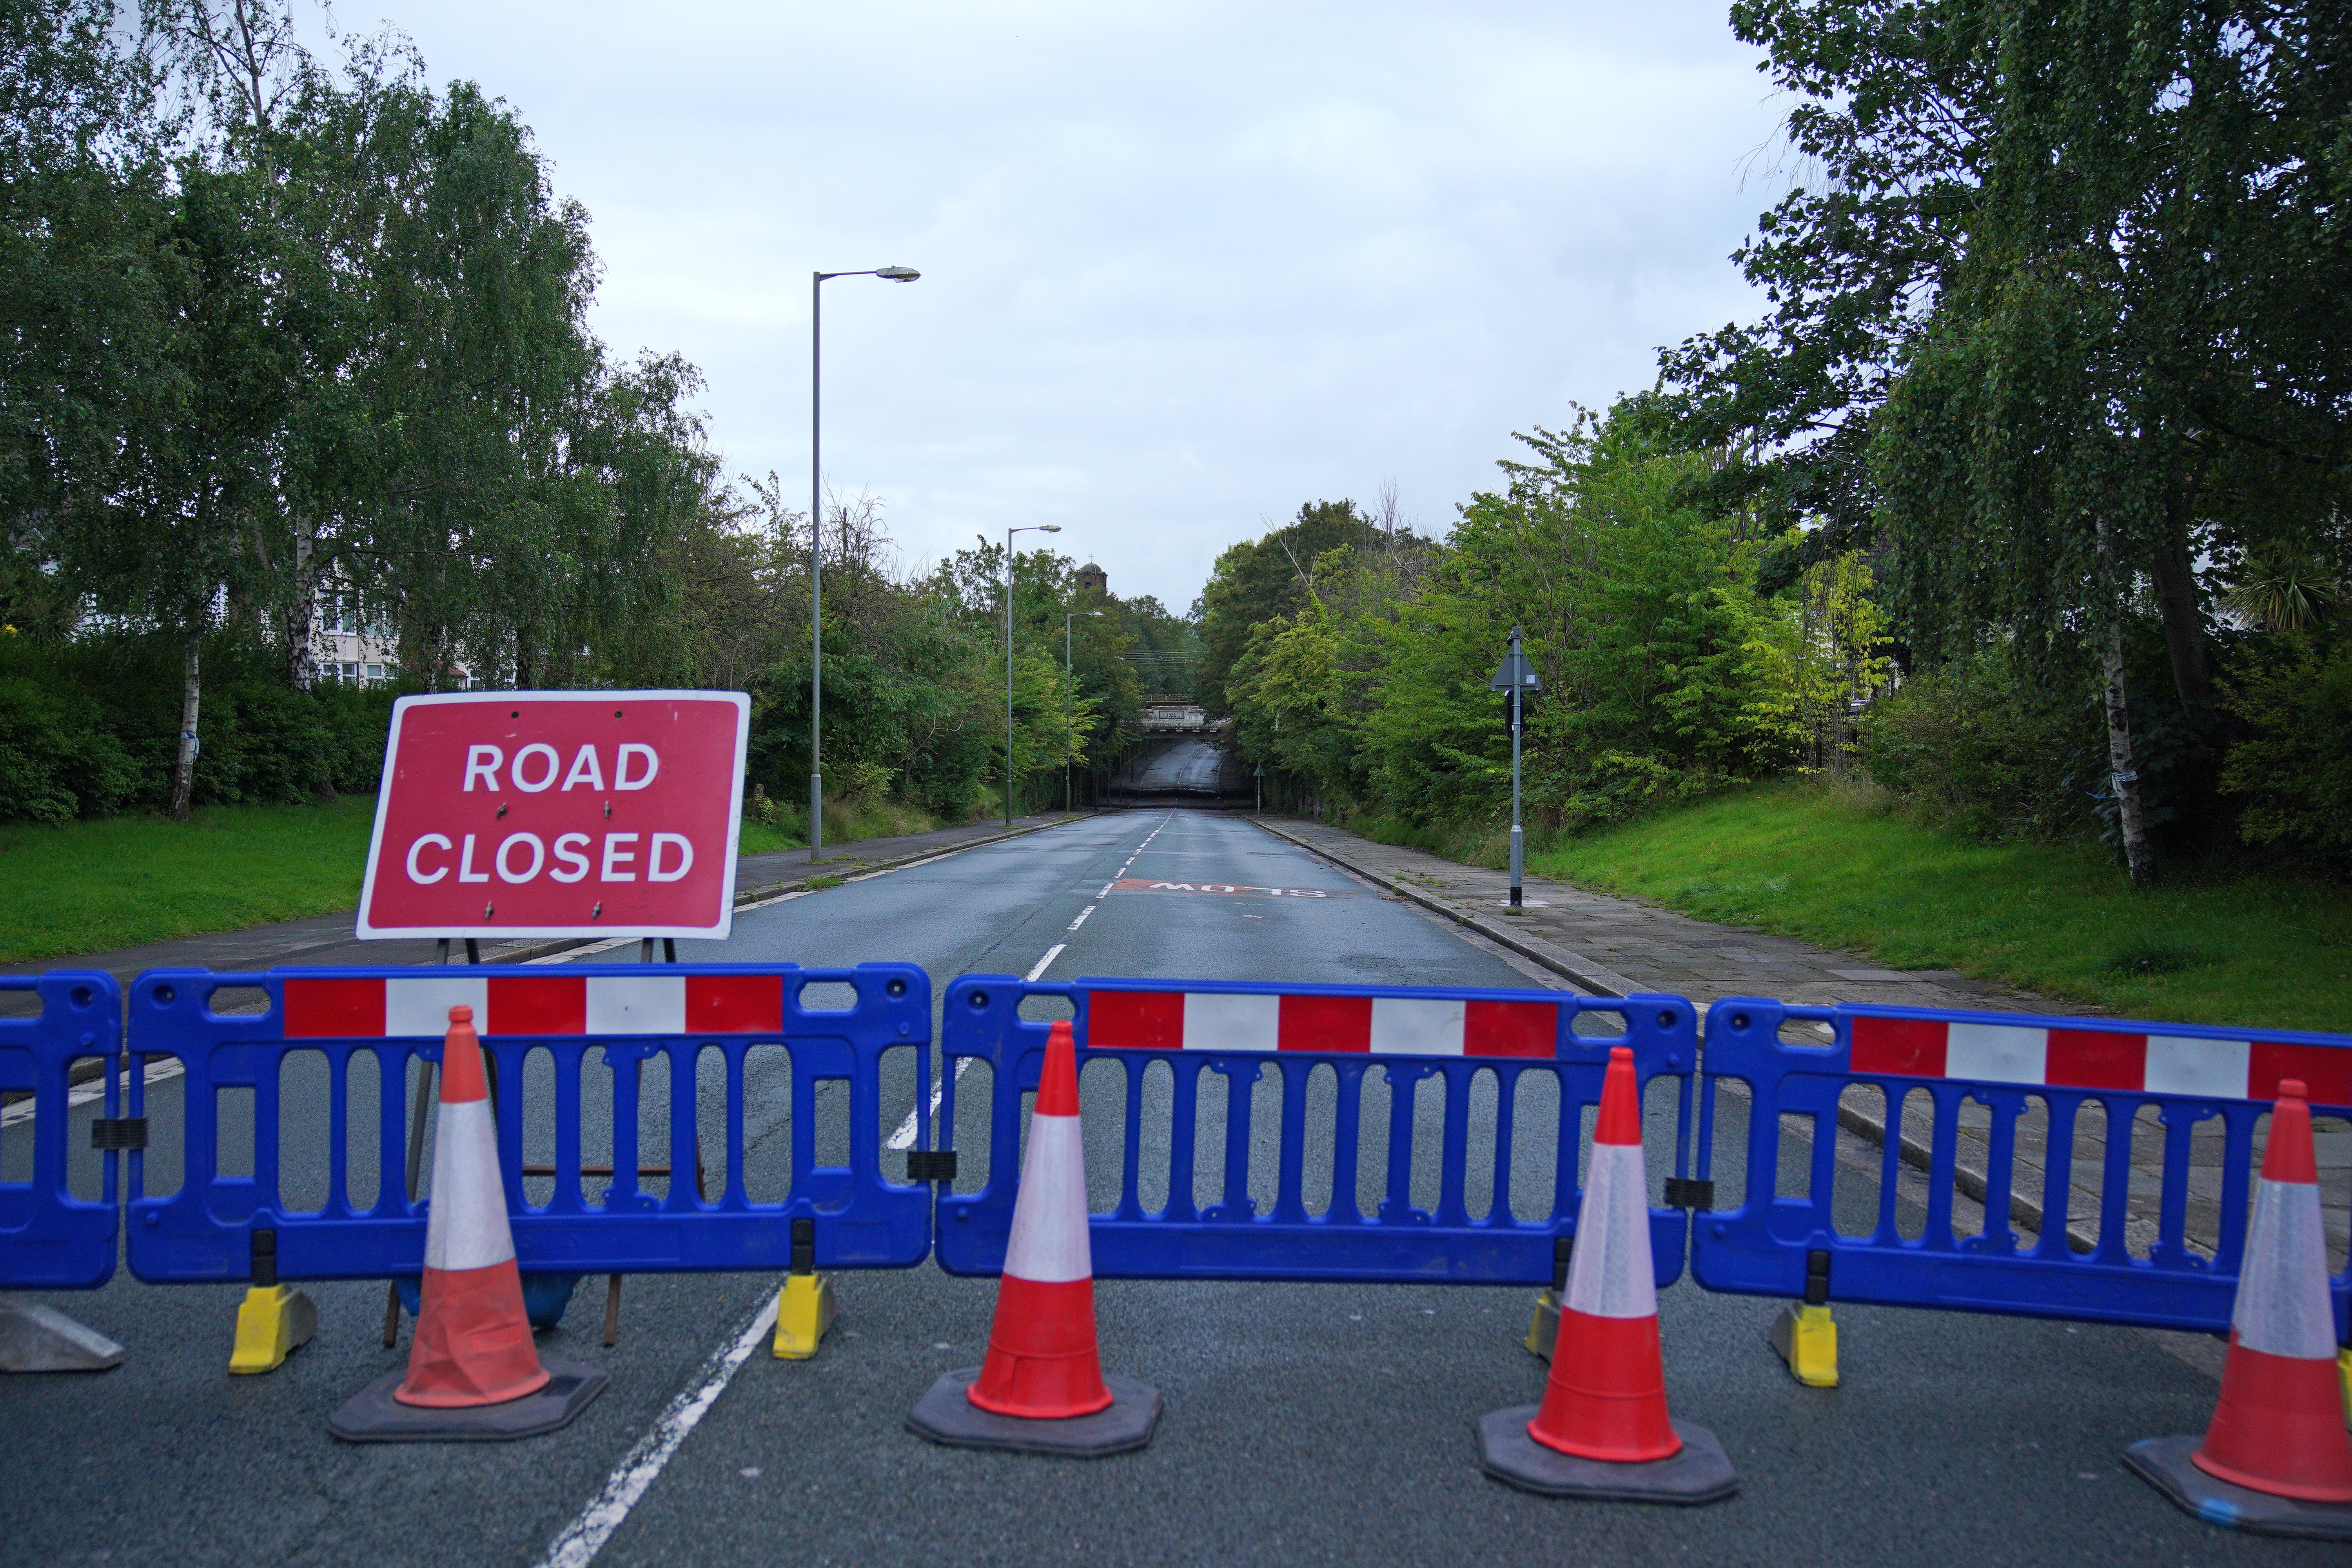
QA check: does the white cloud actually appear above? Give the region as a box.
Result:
[325,0,1785,607]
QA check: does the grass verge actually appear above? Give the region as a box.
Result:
[0,798,381,964]
[1511,779,2349,1033]
[0,793,964,964]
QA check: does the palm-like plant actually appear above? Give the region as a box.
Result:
[2218,551,2345,634]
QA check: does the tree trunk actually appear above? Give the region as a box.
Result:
[169,632,202,824]
[283,522,336,802]
[284,519,317,692]
[2149,514,2214,727]
[2096,518,2152,887]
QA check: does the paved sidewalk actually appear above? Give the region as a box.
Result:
[1256,815,2350,1276]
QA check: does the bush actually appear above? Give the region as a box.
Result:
[0,632,397,824]
[2221,632,2352,871]
[0,673,142,822]
[1861,649,2097,841]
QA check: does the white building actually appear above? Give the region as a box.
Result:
[309,583,474,688]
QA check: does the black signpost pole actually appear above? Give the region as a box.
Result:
[1488,625,1541,913]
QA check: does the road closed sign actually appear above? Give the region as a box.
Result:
[358,691,751,940]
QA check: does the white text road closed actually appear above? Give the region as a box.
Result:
[358,691,750,940]
[1107,878,1363,900]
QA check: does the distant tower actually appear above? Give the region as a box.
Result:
[1075,562,1108,596]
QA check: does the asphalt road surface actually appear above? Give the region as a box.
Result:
[1,811,2317,1567]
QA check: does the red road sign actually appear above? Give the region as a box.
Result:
[358,691,750,940]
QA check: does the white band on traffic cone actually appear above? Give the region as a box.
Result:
[1565,1141,1656,1321]
[1004,1113,1091,1284]
[423,1099,517,1273]
[2234,1175,2336,1361]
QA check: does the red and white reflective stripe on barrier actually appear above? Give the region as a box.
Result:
[282,974,786,1038]
[1849,1016,2352,1103]
[1084,990,1557,1056]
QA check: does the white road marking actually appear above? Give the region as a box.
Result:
[535,1290,780,1568]
[884,941,1069,1153]
[1,1056,185,1129]
[892,819,1156,1154]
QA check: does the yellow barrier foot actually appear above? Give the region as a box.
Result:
[229,1285,317,1375]
[1522,1289,1560,1361]
[772,1274,835,1360]
[1769,1303,1838,1387]
[2339,1346,2350,1428]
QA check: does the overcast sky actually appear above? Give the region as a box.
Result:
[323,2,1789,611]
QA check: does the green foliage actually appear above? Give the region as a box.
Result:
[0,629,392,822]
[2221,633,2352,868]
[1860,649,2096,842]
[1196,500,1385,712]
[1221,402,1827,834]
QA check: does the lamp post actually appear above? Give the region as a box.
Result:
[1065,608,1104,813]
[1488,624,1542,911]
[1006,524,1061,826]
[808,263,919,864]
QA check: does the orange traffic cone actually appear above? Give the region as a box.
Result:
[2126,1078,2352,1539]
[1479,1045,1735,1503]
[908,1019,1159,1455]
[330,1005,606,1443]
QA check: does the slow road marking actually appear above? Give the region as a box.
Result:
[1108,878,1358,899]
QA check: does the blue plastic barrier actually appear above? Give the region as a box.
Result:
[935,975,1699,1285]
[124,964,934,1285]
[1691,997,2352,1339]
[0,973,123,1290]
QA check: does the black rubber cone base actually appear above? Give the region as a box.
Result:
[907,1368,1160,1457]
[2123,1436,2352,1541]
[1478,1408,1737,1505]
[329,1360,607,1444]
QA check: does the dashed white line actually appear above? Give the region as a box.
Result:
[895,818,1158,1154]
[534,1289,779,1568]
[886,940,1067,1153]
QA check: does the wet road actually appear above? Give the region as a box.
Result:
[0,811,2311,1568]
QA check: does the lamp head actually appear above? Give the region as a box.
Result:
[1038,525,1063,534]
[875,265,920,282]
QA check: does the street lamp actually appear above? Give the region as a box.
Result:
[1006,524,1062,826]
[1065,608,1105,813]
[808,263,919,864]
[1488,624,1543,911]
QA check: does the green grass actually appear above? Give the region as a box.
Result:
[0,798,382,963]
[1515,779,2352,1034]
[0,792,963,964]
